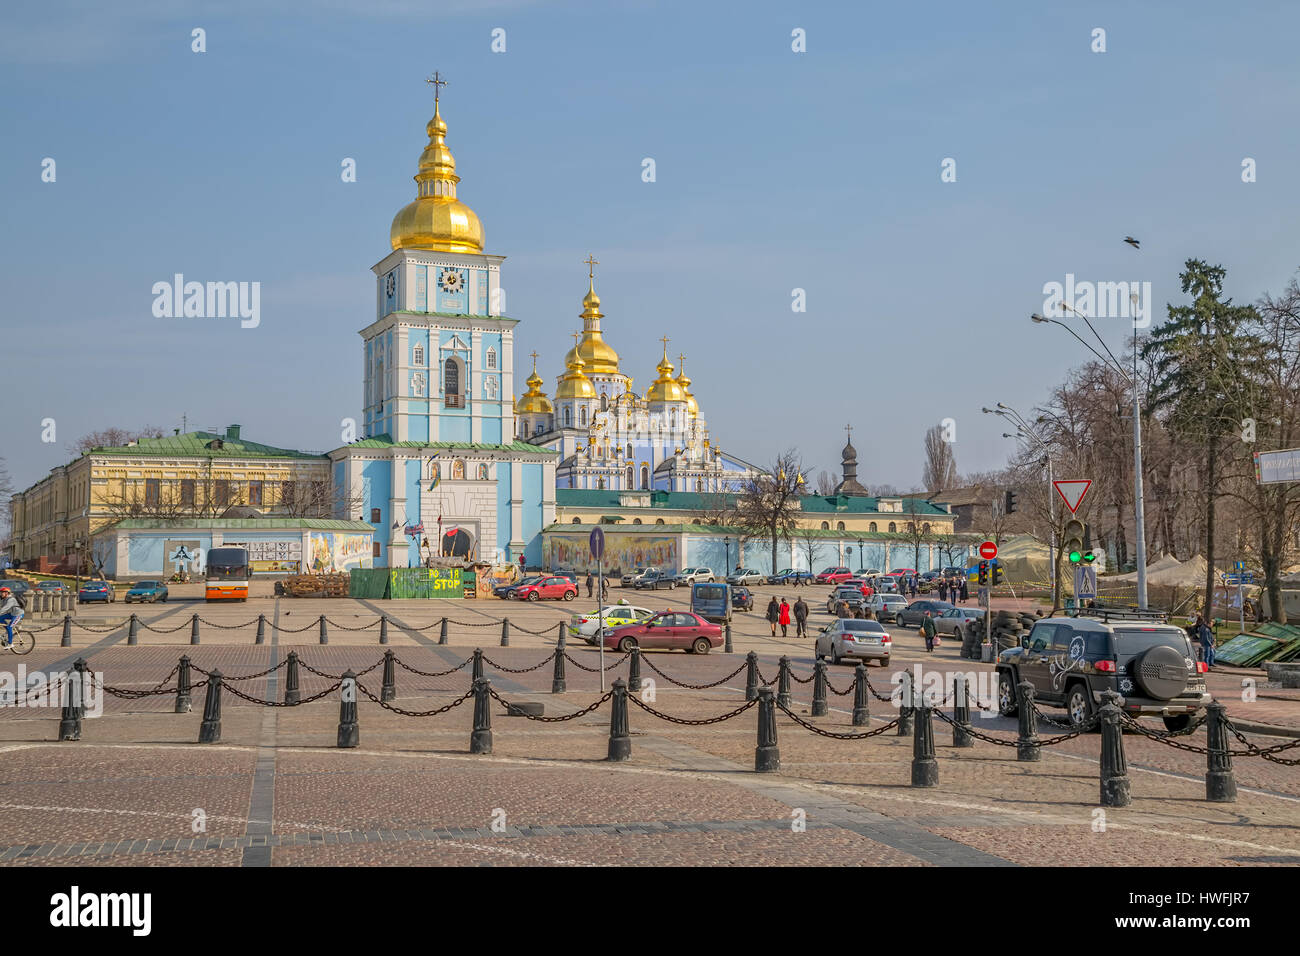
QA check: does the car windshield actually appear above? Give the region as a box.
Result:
[835,589,859,598]
[841,620,885,632]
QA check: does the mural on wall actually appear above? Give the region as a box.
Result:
[545,533,678,575]
[166,540,204,574]
[225,539,304,573]
[308,533,373,572]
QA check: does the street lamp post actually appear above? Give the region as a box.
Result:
[856,539,863,574]
[724,536,731,576]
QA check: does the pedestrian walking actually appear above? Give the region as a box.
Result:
[585,571,594,598]
[766,596,780,637]
[600,577,609,601]
[959,577,969,603]
[1198,615,1216,669]
[922,611,937,653]
[910,577,918,598]
[938,579,949,602]
[794,596,809,637]
[779,598,791,638]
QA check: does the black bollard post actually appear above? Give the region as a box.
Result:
[439,617,448,645]
[61,614,71,648]
[284,651,301,704]
[556,620,566,649]
[551,645,567,694]
[175,655,193,713]
[380,649,396,702]
[470,677,493,754]
[500,619,510,647]
[811,659,828,717]
[472,648,484,682]
[777,656,792,710]
[190,614,200,645]
[1016,680,1041,762]
[628,646,642,692]
[319,615,329,645]
[952,673,974,748]
[1205,700,1237,803]
[911,697,939,787]
[724,623,733,654]
[755,686,780,772]
[744,651,759,701]
[58,663,82,741]
[255,614,266,645]
[127,613,138,646]
[607,678,631,761]
[1099,690,1131,807]
[73,659,88,719]
[337,670,359,748]
[379,615,389,645]
[198,669,222,743]
[897,670,914,736]
[852,663,870,726]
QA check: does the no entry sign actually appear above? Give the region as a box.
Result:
[979,541,998,560]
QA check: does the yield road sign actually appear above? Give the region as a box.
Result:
[978,541,998,560]
[1053,479,1092,514]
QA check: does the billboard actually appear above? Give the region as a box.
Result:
[1255,448,1300,484]
[225,539,303,574]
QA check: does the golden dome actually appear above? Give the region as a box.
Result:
[390,103,485,253]
[675,355,699,417]
[563,273,622,375]
[555,354,597,400]
[515,357,553,415]
[646,347,687,404]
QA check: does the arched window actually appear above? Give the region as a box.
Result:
[580,406,588,427]
[534,422,543,435]
[597,477,605,489]
[641,466,649,489]
[670,409,677,428]
[820,521,829,530]
[626,443,633,459]
[443,357,461,408]
[923,523,930,534]
[695,478,703,492]
[632,518,642,525]
[869,522,877,532]
[600,393,608,412]
[572,516,581,524]
[626,466,634,487]
[655,518,665,525]
[564,407,572,427]
[596,445,603,459]
[413,344,424,366]
[888,522,896,533]
[907,522,915,533]
[485,347,497,369]
[837,522,845,531]
[692,519,702,525]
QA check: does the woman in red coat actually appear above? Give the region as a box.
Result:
[779,598,791,638]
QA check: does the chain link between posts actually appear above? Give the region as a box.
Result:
[487,685,611,722]
[629,694,758,726]
[480,650,557,674]
[563,651,629,673]
[641,657,746,689]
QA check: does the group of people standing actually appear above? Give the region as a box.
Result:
[766,596,810,638]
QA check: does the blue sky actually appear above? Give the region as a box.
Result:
[3,0,1299,495]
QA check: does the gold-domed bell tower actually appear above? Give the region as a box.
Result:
[646,341,687,404]
[515,352,554,439]
[675,354,699,419]
[563,257,626,386]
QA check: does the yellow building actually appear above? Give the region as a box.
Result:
[8,426,331,568]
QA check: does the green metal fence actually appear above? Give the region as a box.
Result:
[349,567,465,599]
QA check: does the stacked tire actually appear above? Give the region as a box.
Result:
[990,610,1024,651]
[960,619,983,659]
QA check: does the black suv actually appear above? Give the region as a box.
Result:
[633,569,677,591]
[995,609,1211,732]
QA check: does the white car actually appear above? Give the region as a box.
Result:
[726,568,765,585]
[815,619,893,666]
[621,567,648,587]
[676,567,715,584]
[866,593,909,622]
[570,604,656,644]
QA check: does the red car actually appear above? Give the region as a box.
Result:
[815,566,853,585]
[513,575,578,602]
[843,577,875,597]
[602,610,722,654]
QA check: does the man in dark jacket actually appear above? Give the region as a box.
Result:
[765,596,780,636]
[585,571,594,598]
[793,596,809,638]
[921,611,937,653]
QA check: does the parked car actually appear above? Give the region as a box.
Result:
[0,579,31,599]
[726,568,765,586]
[996,610,1211,732]
[549,570,581,585]
[867,593,910,622]
[691,582,731,623]
[841,577,875,597]
[895,599,955,628]
[768,568,815,585]
[602,610,723,654]
[570,603,655,644]
[826,587,867,616]
[814,566,853,585]
[124,580,169,604]
[78,581,115,604]
[731,586,754,612]
[816,618,892,667]
[621,567,648,587]
[934,606,984,638]
[513,575,578,602]
[872,576,899,594]
[676,567,715,584]
[495,575,541,599]
[633,569,677,590]
[34,580,71,596]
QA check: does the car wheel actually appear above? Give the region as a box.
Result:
[878,657,889,668]
[1162,714,1194,733]
[1065,683,1096,730]
[563,590,575,601]
[831,646,842,666]
[997,670,1019,717]
[618,637,638,653]
[692,637,710,655]
[527,592,540,602]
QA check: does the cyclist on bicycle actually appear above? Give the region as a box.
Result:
[0,587,23,647]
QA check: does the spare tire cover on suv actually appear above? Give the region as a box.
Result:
[1134,644,1190,700]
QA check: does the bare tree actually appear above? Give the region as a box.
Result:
[281,480,364,519]
[796,525,826,575]
[68,424,166,457]
[922,424,958,492]
[735,449,807,574]
[899,497,934,571]
[0,456,12,552]
[814,471,837,496]
[693,488,738,527]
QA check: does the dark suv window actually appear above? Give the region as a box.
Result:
[1114,627,1192,656]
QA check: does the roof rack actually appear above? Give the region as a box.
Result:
[1061,606,1169,624]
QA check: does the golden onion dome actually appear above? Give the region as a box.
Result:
[390,102,485,253]
[555,354,597,400]
[515,357,553,415]
[646,347,687,404]
[675,355,699,417]
[563,275,622,375]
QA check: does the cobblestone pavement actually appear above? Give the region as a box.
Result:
[3,600,1298,866]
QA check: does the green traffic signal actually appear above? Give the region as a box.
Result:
[1068,550,1082,563]
[1082,552,1096,563]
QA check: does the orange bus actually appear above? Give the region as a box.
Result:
[205,547,249,602]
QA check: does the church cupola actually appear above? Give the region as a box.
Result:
[833,425,869,496]
[563,256,622,376]
[646,340,687,404]
[675,354,699,418]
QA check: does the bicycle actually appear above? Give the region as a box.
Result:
[3,624,33,656]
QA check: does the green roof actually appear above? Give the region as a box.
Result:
[110,518,375,532]
[345,435,556,455]
[554,488,949,516]
[544,522,980,540]
[88,431,325,460]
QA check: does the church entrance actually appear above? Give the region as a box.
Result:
[440,527,474,559]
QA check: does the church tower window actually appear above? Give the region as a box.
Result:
[486,378,497,399]
[600,393,608,412]
[486,347,497,370]
[626,467,633,487]
[640,466,649,489]
[564,407,572,427]
[626,443,633,459]
[580,406,588,427]
[413,344,424,366]
[443,357,462,408]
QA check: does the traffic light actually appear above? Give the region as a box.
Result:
[1005,490,1018,514]
[978,561,989,585]
[1081,523,1096,564]
[992,559,1004,586]
[1064,519,1085,564]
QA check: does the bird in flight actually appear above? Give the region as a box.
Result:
[1123,236,1140,249]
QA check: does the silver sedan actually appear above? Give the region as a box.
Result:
[815,619,893,666]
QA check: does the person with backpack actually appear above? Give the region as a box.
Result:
[0,586,24,648]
